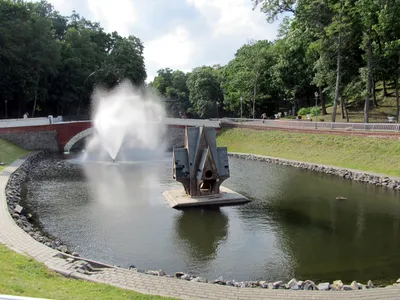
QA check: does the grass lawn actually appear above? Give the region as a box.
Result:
[217,128,400,177]
[0,244,174,299]
[0,139,29,171]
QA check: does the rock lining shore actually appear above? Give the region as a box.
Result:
[4,152,400,291]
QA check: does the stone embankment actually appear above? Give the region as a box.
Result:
[5,152,73,254]
[230,153,400,189]
[0,131,59,151]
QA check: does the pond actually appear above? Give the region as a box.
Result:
[26,154,400,284]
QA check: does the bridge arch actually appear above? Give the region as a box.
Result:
[64,127,94,153]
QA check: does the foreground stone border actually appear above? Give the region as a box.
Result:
[1,155,400,299]
[229,152,400,189]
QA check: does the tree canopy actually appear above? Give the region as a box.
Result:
[0,0,146,118]
[150,0,400,122]
[2,0,400,122]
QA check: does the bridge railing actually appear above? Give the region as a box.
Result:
[0,117,50,128]
[221,118,400,133]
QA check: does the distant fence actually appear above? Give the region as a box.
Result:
[222,118,400,133]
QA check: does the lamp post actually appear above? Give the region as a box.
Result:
[314,91,319,127]
[216,101,220,119]
[240,96,243,120]
[4,100,8,119]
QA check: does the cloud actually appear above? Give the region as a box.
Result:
[87,0,138,37]
[186,0,277,40]
[144,27,195,71]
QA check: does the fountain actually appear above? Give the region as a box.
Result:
[84,80,165,162]
[163,126,250,208]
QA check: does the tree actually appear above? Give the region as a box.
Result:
[151,68,190,117]
[252,0,297,22]
[187,67,223,118]
[0,0,147,118]
[222,40,277,118]
[376,0,400,122]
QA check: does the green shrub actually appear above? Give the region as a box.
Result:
[298,107,311,115]
[298,107,321,117]
[310,107,321,117]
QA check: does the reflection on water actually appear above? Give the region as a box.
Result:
[26,155,400,283]
[174,208,228,269]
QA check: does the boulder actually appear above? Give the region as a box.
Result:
[332,280,344,290]
[214,276,224,284]
[226,281,234,286]
[317,282,330,291]
[288,278,298,290]
[181,274,191,280]
[350,281,359,290]
[367,280,374,288]
[14,205,26,215]
[174,272,184,278]
[261,283,269,289]
[273,280,283,289]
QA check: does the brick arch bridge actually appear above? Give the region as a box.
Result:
[0,119,221,152]
[63,127,94,152]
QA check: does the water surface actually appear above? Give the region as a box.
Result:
[26,155,400,283]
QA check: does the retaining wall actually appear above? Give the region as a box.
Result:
[0,131,59,152]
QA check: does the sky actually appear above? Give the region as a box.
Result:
[44,0,281,82]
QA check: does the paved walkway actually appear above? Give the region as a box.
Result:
[1,157,400,299]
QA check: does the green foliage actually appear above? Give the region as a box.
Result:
[187,66,223,118]
[0,0,146,117]
[222,40,277,118]
[310,106,321,116]
[151,68,190,117]
[297,107,311,115]
[298,107,320,117]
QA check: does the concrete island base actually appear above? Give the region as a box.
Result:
[163,186,250,209]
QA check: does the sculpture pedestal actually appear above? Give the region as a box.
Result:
[163,186,250,209]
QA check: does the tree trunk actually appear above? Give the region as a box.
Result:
[31,73,40,118]
[332,0,343,122]
[18,93,22,118]
[32,90,37,118]
[340,96,345,119]
[364,27,372,123]
[319,86,327,115]
[395,69,399,123]
[372,79,378,107]
[383,80,388,96]
[344,100,350,122]
[253,83,257,119]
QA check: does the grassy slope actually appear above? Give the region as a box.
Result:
[0,140,173,300]
[217,128,400,177]
[0,139,29,171]
[0,245,173,300]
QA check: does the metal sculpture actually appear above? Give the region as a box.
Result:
[172,126,229,197]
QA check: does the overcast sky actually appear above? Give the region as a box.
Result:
[44,0,281,82]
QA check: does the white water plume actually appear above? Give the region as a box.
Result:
[84,80,166,161]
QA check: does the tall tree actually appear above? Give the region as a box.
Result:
[187,67,223,118]
[151,68,190,117]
